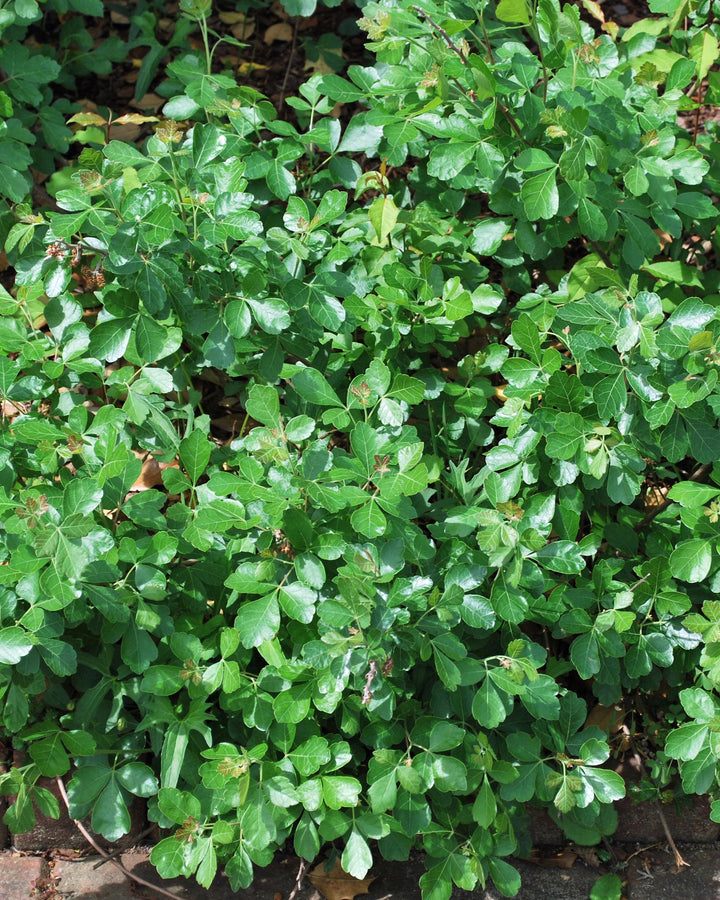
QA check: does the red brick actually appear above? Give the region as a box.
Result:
[0,853,45,900]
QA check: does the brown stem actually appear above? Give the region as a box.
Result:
[637,462,713,529]
[92,825,156,868]
[656,802,690,870]
[279,18,299,106]
[413,6,468,64]
[693,77,707,145]
[55,777,180,900]
[287,858,307,900]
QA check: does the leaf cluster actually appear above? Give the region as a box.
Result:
[3,0,720,898]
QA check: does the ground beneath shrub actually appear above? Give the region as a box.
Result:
[4,844,720,900]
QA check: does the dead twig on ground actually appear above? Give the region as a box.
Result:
[287,858,307,900]
[92,825,156,869]
[656,803,690,871]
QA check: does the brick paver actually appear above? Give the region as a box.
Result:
[0,854,45,900]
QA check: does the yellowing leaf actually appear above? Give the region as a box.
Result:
[581,0,604,23]
[368,195,398,246]
[112,113,160,125]
[308,859,375,900]
[689,29,720,81]
[67,111,108,127]
[496,0,530,25]
[237,62,268,75]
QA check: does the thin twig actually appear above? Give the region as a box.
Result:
[287,858,307,900]
[637,462,713,529]
[412,6,468,64]
[624,841,663,863]
[655,803,690,870]
[279,18,299,106]
[92,824,156,868]
[55,777,180,900]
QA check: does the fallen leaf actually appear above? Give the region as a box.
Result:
[238,61,268,75]
[530,849,578,869]
[270,0,290,18]
[308,859,375,900]
[130,93,165,112]
[264,22,294,43]
[232,20,255,40]
[573,845,600,868]
[108,123,142,143]
[584,702,626,735]
[304,55,336,75]
[219,10,248,23]
[130,453,180,491]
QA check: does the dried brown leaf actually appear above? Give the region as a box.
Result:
[219,10,248,23]
[232,21,255,40]
[530,849,578,869]
[264,22,294,43]
[573,846,600,868]
[308,859,375,900]
[131,93,165,112]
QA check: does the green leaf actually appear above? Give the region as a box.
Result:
[642,260,703,288]
[580,767,625,803]
[179,429,212,484]
[278,582,316,623]
[266,160,296,199]
[192,123,227,168]
[521,168,559,220]
[470,218,510,255]
[487,858,521,897]
[689,29,719,81]
[472,678,510,729]
[29,734,69,776]
[158,787,201,824]
[135,315,168,362]
[234,595,280,648]
[667,482,720,507]
[246,384,280,427]
[669,539,712,583]
[591,873,622,900]
[150,836,192,878]
[534,541,586,574]
[0,627,34,664]
[665,722,709,760]
[88,319,133,363]
[472,776,497,827]
[511,314,542,365]
[351,502,386,538]
[293,369,343,407]
[321,776,362,809]
[342,828,373,879]
[496,0,530,24]
[594,373,627,420]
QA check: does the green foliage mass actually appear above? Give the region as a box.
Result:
[3,0,720,897]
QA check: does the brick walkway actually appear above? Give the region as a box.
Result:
[4,845,720,900]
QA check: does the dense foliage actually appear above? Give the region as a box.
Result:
[2,0,720,897]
